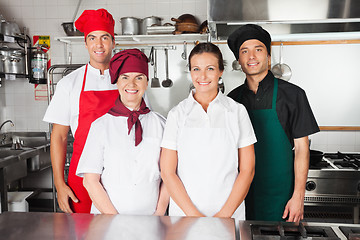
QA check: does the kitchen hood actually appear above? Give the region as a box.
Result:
[208,0,360,41]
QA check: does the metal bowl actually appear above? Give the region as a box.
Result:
[61,22,83,36]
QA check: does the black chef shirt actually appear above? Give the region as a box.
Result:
[228,71,320,148]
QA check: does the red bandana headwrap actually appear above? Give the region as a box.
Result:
[109,49,149,84]
[108,97,150,146]
[75,9,115,38]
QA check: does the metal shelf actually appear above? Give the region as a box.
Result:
[55,33,209,45]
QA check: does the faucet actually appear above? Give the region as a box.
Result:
[0,120,14,132]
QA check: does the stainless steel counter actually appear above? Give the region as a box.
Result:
[0,212,236,240]
[0,132,51,212]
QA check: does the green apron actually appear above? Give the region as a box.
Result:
[235,78,294,221]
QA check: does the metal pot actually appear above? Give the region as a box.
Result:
[140,16,162,35]
[310,149,324,166]
[1,21,21,37]
[0,49,25,74]
[121,17,140,35]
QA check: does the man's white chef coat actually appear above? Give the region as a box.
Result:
[76,112,165,215]
[43,64,117,134]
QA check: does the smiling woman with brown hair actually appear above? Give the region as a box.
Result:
[160,42,256,221]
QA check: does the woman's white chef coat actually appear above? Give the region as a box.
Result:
[161,91,256,221]
[76,111,165,215]
[43,64,151,133]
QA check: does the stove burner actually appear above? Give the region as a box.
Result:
[251,223,340,240]
[339,226,360,240]
[324,152,360,170]
[310,160,331,169]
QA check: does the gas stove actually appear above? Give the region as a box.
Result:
[305,152,360,223]
[309,152,360,170]
[238,221,360,240]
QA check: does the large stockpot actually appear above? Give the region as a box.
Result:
[0,49,26,74]
[140,16,162,35]
[0,21,21,37]
[121,17,140,35]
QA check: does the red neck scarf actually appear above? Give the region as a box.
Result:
[108,97,150,146]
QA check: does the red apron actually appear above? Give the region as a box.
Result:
[67,64,119,213]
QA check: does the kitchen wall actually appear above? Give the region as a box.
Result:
[0,0,359,152]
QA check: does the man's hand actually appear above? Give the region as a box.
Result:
[56,183,78,213]
[282,195,304,223]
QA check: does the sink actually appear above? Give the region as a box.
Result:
[0,132,52,212]
[0,132,51,172]
[3,131,50,148]
[0,148,28,184]
[0,149,21,159]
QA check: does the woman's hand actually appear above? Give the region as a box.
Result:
[213,211,232,218]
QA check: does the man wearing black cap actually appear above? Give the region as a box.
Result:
[227,24,319,222]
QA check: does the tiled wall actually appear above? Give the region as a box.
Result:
[310,131,360,153]
[0,0,359,152]
[0,0,207,132]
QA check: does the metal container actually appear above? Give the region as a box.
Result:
[140,16,162,35]
[121,17,140,35]
[0,49,25,74]
[61,22,83,36]
[0,21,21,37]
[146,25,175,35]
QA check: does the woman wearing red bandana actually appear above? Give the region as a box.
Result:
[76,49,169,215]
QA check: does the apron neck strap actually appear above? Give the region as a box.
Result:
[81,64,88,92]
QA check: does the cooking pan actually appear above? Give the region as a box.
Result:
[310,150,324,166]
[61,22,83,36]
[171,14,199,34]
[61,0,83,36]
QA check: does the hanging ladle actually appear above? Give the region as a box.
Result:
[162,48,173,87]
[271,42,292,81]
